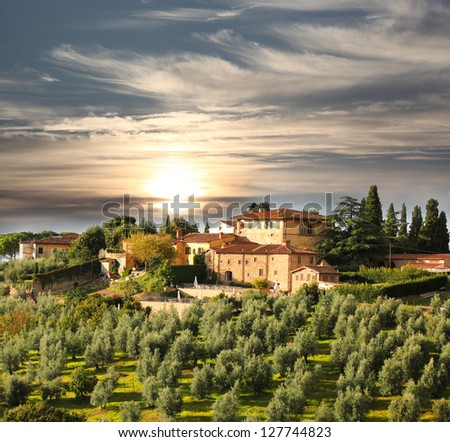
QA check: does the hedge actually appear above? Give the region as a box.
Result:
[334,275,448,301]
[377,275,448,298]
[33,260,101,290]
[172,265,207,284]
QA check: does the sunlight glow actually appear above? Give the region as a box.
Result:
[143,161,206,200]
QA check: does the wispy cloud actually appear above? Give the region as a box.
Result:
[98,7,243,29]
[39,73,59,83]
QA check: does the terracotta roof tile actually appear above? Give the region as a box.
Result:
[233,208,325,222]
[405,262,445,269]
[291,265,339,274]
[20,235,79,245]
[216,243,317,255]
[182,233,235,243]
[389,253,450,261]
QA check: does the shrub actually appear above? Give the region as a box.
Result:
[3,402,86,422]
[212,385,240,422]
[388,391,421,422]
[142,376,160,408]
[190,365,214,399]
[119,401,143,422]
[432,399,450,422]
[69,367,97,399]
[156,387,182,419]
[252,278,269,290]
[4,375,31,407]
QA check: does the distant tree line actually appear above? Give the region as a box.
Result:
[317,185,449,270]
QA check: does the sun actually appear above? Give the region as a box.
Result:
[143,162,206,200]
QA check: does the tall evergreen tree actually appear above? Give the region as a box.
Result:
[419,199,441,251]
[383,203,398,238]
[436,211,449,253]
[204,222,210,233]
[399,203,408,237]
[365,185,383,227]
[409,206,423,247]
[161,215,171,235]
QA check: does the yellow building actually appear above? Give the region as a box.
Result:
[206,242,318,292]
[233,208,327,249]
[174,232,237,265]
[19,235,78,259]
[291,263,339,291]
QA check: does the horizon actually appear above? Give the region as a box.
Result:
[1,1,450,234]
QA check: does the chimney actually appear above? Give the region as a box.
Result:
[176,229,183,240]
[282,240,290,246]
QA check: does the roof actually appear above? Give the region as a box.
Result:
[220,220,237,227]
[405,262,445,269]
[216,243,318,255]
[21,235,78,245]
[389,253,450,261]
[181,233,235,243]
[292,265,339,274]
[233,208,325,222]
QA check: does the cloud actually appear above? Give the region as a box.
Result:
[39,74,59,83]
[98,7,243,29]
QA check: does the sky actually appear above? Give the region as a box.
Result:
[1,0,450,233]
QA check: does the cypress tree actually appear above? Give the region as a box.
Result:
[365,185,383,227]
[383,203,398,238]
[163,215,171,235]
[435,211,449,253]
[419,199,440,251]
[409,206,423,247]
[399,203,408,236]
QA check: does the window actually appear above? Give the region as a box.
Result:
[254,257,257,263]
[306,274,310,281]
[310,256,314,264]
[300,274,304,281]
[247,273,250,277]
[245,260,249,265]
[185,247,191,255]
[38,247,43,255]
[274,270,278,276]
[227,259,231,265]
[238,260,241,265]
[300,224,314,235]
[295,275,299,281]
[259,269,264,276]
[297,256,302,264]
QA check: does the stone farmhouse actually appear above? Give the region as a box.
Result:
[232,208,328,249]
[205,242,319,292]
[19,234,78,259]
[291,262,340,292]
